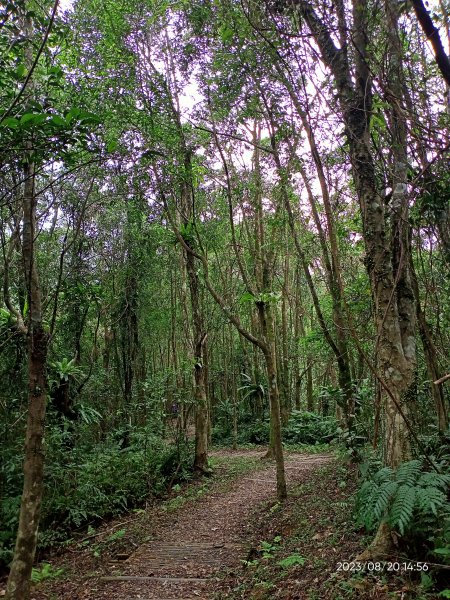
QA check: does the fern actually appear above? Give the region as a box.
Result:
[418,471,450,490]
[358,480,378,529]
[389,485,416,535]
[357,460,450,539]
[373,481,398,521]
[372,466,394,484]
[395,460,421,486]
[416,487,447,516]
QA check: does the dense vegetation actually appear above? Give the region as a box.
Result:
[0,0,449,598]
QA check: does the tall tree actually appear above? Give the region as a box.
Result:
[279,0,420,553]
[5,6,52,597]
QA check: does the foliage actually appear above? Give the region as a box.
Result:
[0,426,193,566]
[237,421,270,445]
[238,374,266,411]
[260,535,282,559]
[31,563,65,583]
[277,553,306,569]
[213,410,339,447]
[211,398,239,441]
[50,358,83,383]
[418,427,450,472]
[356,459,450,552]
[1,0,449,589]
[283,411,338,445]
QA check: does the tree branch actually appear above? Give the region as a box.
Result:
[411,0,450,87]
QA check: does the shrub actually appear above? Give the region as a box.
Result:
[0,427,193,568]
[238,420,270,445]
[42,436,193,530]
[283,411,338,445]
[212,411,339,447]
[356,459,450,557]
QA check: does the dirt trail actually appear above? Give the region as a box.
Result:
[87,451,331,600]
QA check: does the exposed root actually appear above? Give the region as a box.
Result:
[354,521,396,562]
[193,465,213,477]
[261,447,275,460]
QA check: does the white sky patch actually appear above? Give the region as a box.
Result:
[58,0,74,12]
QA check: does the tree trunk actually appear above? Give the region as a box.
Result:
[410,259,448,431]
[258,301,287,500]
[280,254,290,424]
[185,235,209,473]
[286,0,418,555]
[6,160,49,599]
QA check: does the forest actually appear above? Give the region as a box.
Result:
[0,0,449,598]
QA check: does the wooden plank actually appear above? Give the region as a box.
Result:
[101,576,216,583]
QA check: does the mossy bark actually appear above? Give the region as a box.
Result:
[6,160,49,599]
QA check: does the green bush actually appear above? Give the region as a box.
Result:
[238,420,270,445]
[283,411,338,445]
[356,459,450,558]
[0,426,193,567]
[0,439,24,567]
[212,411,339,447]
[42,436,193,529]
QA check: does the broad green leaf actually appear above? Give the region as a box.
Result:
[20,113,46,125]
[240,292,255,303]
[50,115,67,127]
[66,107,82,123]
[278,554,306,569]
[219,25,233,43]
[0,117,19,128]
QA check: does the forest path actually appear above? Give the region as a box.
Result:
[94,450,331,600]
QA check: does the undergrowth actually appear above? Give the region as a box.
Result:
[351,426,450,596]
[212,410,338,447]
[0,425,193,568]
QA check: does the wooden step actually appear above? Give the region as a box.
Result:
[101,575,216,582]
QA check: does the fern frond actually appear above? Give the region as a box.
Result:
[418,472,450,491]
[356,480,378,529]
[356,462,450,538]
[389,484,415,535]
[373,481,398,521]
[373,466,394,484]
[416,487,447,516]
[395,460,421,486]
[359,480,377,502]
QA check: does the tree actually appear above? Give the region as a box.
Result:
[5,5,53,597]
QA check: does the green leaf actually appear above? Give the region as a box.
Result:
[259,291,282,304]
[66,107,82,123]
[278,554,306,569]
[0,117,19,128]
[48,66,64,77]
[20,112,45,125]
[434,547,450,556]
[16,64,27,78]
[239,292,255,304]
[50,115,67,127]
[78,111,102,125]
[107,140,118,152]
[219,24,233,43]
[0,308,11,324]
